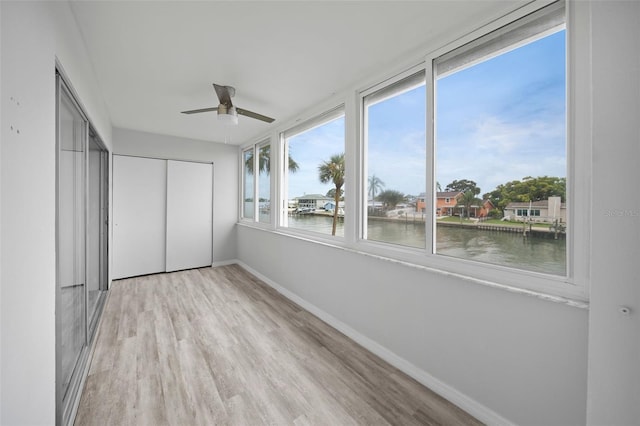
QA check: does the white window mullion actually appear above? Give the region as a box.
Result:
[425,57,436,255]
[253,143,260,221]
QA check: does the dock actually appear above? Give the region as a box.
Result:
[437,221,565,239]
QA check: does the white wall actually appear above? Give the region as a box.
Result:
[0,3,3,421]
[586,1,640,425]
[0,1,111,424]
[0,2,3,421]
[112,127,238,264]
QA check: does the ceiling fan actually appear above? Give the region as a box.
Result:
[181,83,275,125]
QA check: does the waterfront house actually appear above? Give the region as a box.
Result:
[437,191,463,216]
[503,196,566,223]
[295,194,332,211]
[465,198,496,218]
[323,200,345,213]
[415,191,463,215]
[477,199,495,218]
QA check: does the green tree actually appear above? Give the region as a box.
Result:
[368,175,385,201]
[377,189,405,211]
[326,188,344,200]
[445,179,481,196]
[245,145,299,175]
[318,153,345,236]
[484,176,566,211]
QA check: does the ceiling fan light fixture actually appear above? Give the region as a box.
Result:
[181,83,274,124]
[217,104,238,125]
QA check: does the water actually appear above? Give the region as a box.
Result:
[287,214,345,237]
[287,215,566,275]
[435,226,566,275]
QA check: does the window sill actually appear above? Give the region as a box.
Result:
[237,222,589,310]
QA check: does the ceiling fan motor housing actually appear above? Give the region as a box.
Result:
[217,103,238,125]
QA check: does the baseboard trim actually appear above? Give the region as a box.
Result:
[235,260,514,426]
[211,258,240,268]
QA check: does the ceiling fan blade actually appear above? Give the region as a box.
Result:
[213,83,234,106]
[181,107,219,114]
[237,107,275,123]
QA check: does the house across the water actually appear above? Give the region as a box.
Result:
[503,196,566,223]
[295,194,332,211]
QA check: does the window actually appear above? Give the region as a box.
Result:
[241,140,271,224]
[241,1,584,299]
[433,2,566,275]
[363,70,426,248]
[282,107,345,237]
[242,147,255,220]
[258,142,271,224]
[516,209,541,217]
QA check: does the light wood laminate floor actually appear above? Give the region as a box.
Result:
[75,265,482,425]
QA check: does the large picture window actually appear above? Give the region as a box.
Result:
[241,1,583,299]
[363,70,426,248]
[282,107,345,237]
[433,2,566,275]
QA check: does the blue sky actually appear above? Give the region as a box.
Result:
[287,116,345,198]
[367,83,426,197]
[285,29,566,199]
[436,30,566,196]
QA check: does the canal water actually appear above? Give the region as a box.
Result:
[287,215,566,275]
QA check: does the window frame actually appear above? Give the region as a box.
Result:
[257,139,272,225]
[359,66,427,249]
[278,104,347,240]
[240,145,255,221]
[239,0,589,303]
[421,0,587,300]
[240,138,272,226]
[356,0,586,300]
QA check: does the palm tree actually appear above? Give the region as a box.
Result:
[368,175,385,203]
[318,153,345,236]
[457,190,482,218]
[245,145,299,175]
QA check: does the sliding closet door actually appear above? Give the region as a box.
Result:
[166,160,213,272]
[113,156,167,279]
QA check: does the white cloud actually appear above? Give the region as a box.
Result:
[437,115,566,194]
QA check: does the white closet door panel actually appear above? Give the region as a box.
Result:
[113,156,167,279]
[166,160,213,272]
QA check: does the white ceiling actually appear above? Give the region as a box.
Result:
[69,0,524,145]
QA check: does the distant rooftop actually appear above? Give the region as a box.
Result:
[417,191,463,199]
[506,198,566,209]
[295,194,331,200]
[437,191,463,198]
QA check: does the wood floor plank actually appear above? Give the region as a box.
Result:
[75,265,482,426]
[137,373,168,426]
